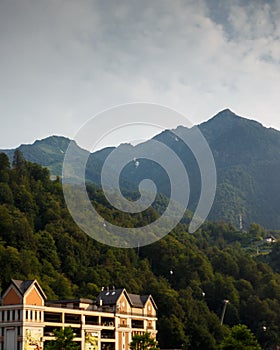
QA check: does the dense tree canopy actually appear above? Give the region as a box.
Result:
[220,324,262,350]
[1,152,280,349]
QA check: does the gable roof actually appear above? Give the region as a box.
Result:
[128,293,148,308]
[266,234,277,240]
[96,288,124,305]
[11,279,47,300]
[12,280,34,294]
[145,295,158,310]
[96,288,157,309]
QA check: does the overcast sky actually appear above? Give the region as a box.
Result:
[1,0,280,149]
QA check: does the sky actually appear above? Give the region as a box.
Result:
[1,0,280,150]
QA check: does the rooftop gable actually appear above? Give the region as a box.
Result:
[11,279,47,301]
[128,293,147,308]
[1,284,22,305]
[96,288,125,305]
[96,288,157,309]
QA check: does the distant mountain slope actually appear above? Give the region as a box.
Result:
[3,136,71,175]
[148,109,280,228]
[2,136,118,185]
[3,109,280,229]
[198,109,280,227]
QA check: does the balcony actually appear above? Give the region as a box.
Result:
[101,317,115,327]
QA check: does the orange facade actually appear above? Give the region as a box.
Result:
[25,287,44,306]
[2,287,21,305]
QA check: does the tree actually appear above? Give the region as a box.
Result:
[0,153,10,171]
[0,183,13,204]
[220,324,262,350]
[0,153,10,182]
[130,332,159,350]
[44,327,79,350]
[12,149,25,169]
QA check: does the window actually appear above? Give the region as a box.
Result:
[44,326,57,337]
[44,312,62,323]
[101,317,114,327]
[101,330,115,339]
[85,315,99,325]
[131,320,144,329]
[72,327,81,337]
[65,313,81,324]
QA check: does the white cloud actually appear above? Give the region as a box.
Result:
[0,0,280,148]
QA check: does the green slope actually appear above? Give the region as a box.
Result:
[1,152,280,349]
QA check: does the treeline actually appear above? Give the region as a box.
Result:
[1,151,280,349]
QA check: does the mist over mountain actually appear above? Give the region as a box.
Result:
[3,109,280,229]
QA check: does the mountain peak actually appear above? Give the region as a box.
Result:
[200,108,266,131]
[211,108,239,120]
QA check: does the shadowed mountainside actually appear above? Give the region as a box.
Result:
[3,109,280,229]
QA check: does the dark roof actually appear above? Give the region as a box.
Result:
[128,294,149,308]
[96,289,154,308]
[96,289,124,305]
[11,279,47,300]
[140,295,149,304]
[12,279,35,294]
[266,235,277,240]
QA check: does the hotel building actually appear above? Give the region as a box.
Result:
[0,279,157,350]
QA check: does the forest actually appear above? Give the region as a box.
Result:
[1,150,280,349]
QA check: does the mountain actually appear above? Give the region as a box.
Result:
[3,109,280,229]
[149,109,280,228]
[198,110,280,227]
[2,136,121,186]
[2,136,71,176]
[2,151,280,350]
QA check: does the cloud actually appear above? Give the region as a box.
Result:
[0,0,280,148]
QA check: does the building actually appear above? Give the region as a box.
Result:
[0,279,157,350]
[263,235,277,244]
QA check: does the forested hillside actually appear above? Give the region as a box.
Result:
[1,151,280,349]
[4,110,280,229]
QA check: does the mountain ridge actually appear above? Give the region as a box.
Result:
[2,109,280,229]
